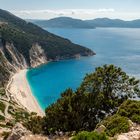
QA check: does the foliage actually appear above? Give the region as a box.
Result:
[0,88,5,96]
[8,105,14,115]
[131,114,140,124]
[44,65,140,133]
[72,131,108,140]
[0,52,10,87]
[0,115,5,121]
[80,64,140,110]
[2,131,11,140]
[0,101,6,113]
[117,100,140,124]
[23,115,45,134]
[6,121,15,128]
[14,110,30,122]
[7,106,31,125]
[100,115,129,136]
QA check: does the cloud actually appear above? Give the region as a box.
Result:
[97,8,115,12]
[11,9,140,20]
[12,9,115,19]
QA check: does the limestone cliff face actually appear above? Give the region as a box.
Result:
[30,43,48,68]
[0,40,48,73]
[4,42,28,70]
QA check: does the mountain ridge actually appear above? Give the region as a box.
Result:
[0,9,94,70]
[29,17,140,28]
[0,9,94,86]
[30,16,95,29]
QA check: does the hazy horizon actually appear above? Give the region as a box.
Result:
[0,0,140,20]
[25,16,140,21]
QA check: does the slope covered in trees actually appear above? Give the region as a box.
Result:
[0,9,94,65]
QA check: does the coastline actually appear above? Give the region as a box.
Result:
[8,69,45,116]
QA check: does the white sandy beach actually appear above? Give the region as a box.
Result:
[8,69,45,116]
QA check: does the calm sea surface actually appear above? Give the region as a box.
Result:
[27,28,140,110]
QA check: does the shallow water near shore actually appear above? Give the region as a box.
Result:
[27,28,140,110]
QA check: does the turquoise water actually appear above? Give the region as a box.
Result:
[27,28,140,110]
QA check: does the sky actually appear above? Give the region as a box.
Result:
[0,0,140,20]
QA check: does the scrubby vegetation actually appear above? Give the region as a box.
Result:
[117,100,140,124]
[23,115,44,134]
[0,115,5,121]
[0,52,10,87]
[96,100,140,137]
[0,101,6,113]
[43,65,140,134]
[72,131,108,140]
[20,65,139,136]
[100,114,129,136]
[2,131,11,140]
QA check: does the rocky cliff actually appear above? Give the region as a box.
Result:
[29,43,48,68]
[0,39,48,72]
[0,8,95,77]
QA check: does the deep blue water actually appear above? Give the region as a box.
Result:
[27,28,140,110]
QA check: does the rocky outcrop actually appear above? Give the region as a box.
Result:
[4,42,28,70]
[0,41,28,72]
[6,123,69,140]
[30,43,48,68]
[7,123,31,140]
[95,125,106,133]
[0,40,48,73]
[117,131,140,140]
[116,122,140,140]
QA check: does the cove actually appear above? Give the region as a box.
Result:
[27,28,140,110]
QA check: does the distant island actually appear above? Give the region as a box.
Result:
[28,17,140,28]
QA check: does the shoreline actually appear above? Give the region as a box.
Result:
[8,69,45,116]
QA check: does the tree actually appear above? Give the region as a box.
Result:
[80,64,140,117]
[44,65,140,132]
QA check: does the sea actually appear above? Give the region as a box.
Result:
[26,28,140,110]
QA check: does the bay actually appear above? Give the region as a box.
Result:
[27,28,140,110]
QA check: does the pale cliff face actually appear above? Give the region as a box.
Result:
[30,43,48,68]
[0,40,48,73]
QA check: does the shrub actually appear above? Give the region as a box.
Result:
[23,116,44,134]
[131,114,140,124]
[2,131,11,140]
[72,131,108,140]
[0,115,5,121]
[0,88,5,96]
[0,101,6,113]
[117,100,140,124]
[101,115,129,136]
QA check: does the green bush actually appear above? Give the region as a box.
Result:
[72,131,108,140]
[131,114,140,124]
[23,116,44,134]
[117,100,140,124]
[0,101,6,113]
[101,115,129,136]
[0,115,5,121]
[0,88,5,96]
